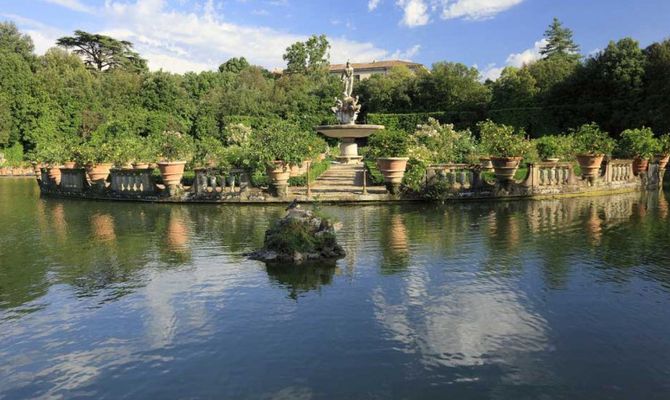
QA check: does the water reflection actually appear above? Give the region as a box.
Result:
[266,262,338,300]
[3,179,670,398]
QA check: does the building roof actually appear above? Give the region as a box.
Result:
[329,60,424,72]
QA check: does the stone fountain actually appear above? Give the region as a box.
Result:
[316,61,384,164]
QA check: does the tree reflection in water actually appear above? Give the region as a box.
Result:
[265,261,339,300]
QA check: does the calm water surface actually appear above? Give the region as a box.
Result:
[1,178,670,399]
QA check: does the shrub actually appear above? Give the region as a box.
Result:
[478,120,531,158]
[149,130,195,162]
[618,127,659,159]
[659,134,670,155]
[251,120,325,168]
[109,133,142,167]
[570,122,616,156]
[367,129,410,158]
[0,143,25,166]
[194,136,226,167]
[534,135,574,160]
[411,118,478,164]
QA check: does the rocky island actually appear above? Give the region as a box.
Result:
[248,205,345,264]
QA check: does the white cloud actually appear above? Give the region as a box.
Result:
[390,44,421,60]
[440,0,524,20]
[480,38,546,81]
[480,63,504,81]
[19,0,395,73]
[368,0,381,11]
[43,0,94,14]
[505,38,546,67]
[397,0,430,27]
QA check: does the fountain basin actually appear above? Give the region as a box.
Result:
[316,124,384,164]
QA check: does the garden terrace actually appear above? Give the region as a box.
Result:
[36,158,665,204]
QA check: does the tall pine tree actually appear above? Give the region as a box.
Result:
[540,18,581,61]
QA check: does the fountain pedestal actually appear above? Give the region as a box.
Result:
[316,124,385,164]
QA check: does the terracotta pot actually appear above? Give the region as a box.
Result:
[266,161,290,186]
[63,161,76,169]
[654,154,669,171]
[289,160,309,177]
[632,157,649,175]
[47,166,62,185]
[132,162,150,170]
[157,161,187,186]
[490,157,522,181]
[377,157,409,184]
[576,154,604,178]
[86,163,113,184]
[479,157,494,172]
[543,157,560,163]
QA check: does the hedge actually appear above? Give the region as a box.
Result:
[366,111,482,133]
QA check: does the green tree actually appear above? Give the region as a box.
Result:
[0,21,35,63]
[417,62,491,112]
[56,30,147,72]
[642,39,670,133]
[218,57,250,74]
[283,34,330,74]
[540,18,581,61]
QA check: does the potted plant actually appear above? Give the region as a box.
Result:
[570,122,616,179]
[618,127,659,175]
[478,120,530,181]
[33,135,77,185]
[132,137,155,169]
[110,133,141,169]
[654,134,670,170]
[78,137,114,185]
[150,130,195,187]
[367,129,410,193]
[194,136,226,168]
[252,122,313,195]
[535,135,573,163]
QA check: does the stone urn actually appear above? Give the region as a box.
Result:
[47,166,62,185]
[576,154,604,179]
[654,154,669,171]
[479,157,494,173]
[157,161,187,186]
[132,162,150,170]
[632,157,649,175]
[267,161,290,185]
[490,157,522,181]
[377,157,409,194]
[86,163,113,185]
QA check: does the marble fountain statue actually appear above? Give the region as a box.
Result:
[316,61,384,164]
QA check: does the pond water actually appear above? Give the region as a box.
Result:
[1,178,670,399]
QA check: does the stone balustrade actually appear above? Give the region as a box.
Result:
[523,162,576,188]
[192,168,250,199]
[605,159,634,183]
[426,164,483,191]
[110,169,156,195]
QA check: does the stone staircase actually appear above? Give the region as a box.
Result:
[292,162,387,197]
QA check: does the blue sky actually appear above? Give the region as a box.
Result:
[1,0,669,79]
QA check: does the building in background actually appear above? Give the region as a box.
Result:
[328,60,425,81]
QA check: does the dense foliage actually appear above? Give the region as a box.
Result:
[1,18,669,174]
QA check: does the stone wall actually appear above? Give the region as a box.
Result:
[0,166,35,176]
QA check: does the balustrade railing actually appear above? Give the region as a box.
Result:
[426,164,482,190]
[110,169,156,194]
[193,168,249,196]
[605,160,634,183]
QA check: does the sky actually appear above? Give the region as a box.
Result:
[1,0,669,79]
